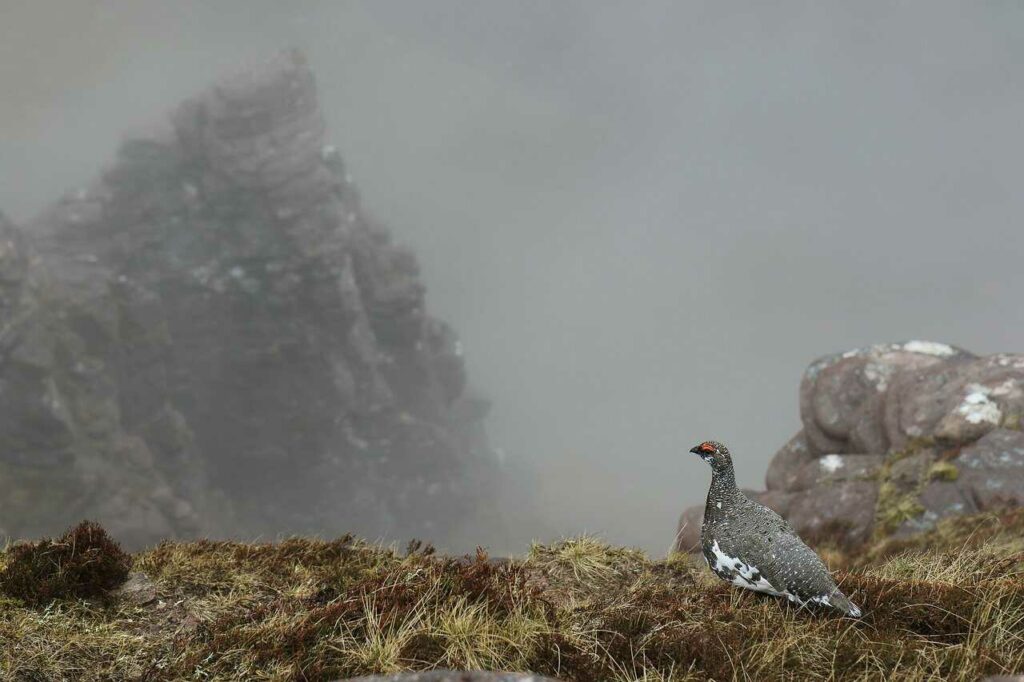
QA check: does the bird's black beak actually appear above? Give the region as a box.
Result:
[689,445,702,455]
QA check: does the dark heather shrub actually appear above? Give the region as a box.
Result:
[0,520,131,606]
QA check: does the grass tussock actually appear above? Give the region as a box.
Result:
[1,513,1024,680]
[0,520,131,606]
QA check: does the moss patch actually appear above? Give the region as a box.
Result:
[872,439,938,539]
[928,460,960,482]
[874,480,926,537]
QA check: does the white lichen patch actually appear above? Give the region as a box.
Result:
[864,362,895,392]
[990,378,1022,399]
[820,454,844,473]
[957,384,1003,425]
[993,354,1024,369]
[841,343,902,360]
[903,340,956,357]
[805,358,833,380]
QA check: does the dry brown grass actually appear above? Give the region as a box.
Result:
[1,511,1024,680]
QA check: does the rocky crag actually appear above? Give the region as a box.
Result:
[0,50,498,548]
[676,341,1024,551]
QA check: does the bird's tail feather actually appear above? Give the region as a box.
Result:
[830,590,862,618]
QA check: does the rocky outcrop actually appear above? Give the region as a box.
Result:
[0,210,199,547]
[675,342,1024,552]
[1,51,498,548]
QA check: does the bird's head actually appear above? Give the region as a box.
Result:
[689,440,732,472]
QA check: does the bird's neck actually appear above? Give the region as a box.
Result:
[709,465,738,500]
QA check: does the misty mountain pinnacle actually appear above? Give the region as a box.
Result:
[689,440,862,617]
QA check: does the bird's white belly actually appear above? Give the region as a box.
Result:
[707,540,788,598]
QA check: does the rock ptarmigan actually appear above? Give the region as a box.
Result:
[690,440,862,617]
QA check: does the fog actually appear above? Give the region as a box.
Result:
[3,1,1023,554]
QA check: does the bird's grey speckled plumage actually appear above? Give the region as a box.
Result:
[691,440,861,617]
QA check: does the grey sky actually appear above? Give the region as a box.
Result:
[2,2,1022,553]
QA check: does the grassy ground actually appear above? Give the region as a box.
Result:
[1,511,1024,681]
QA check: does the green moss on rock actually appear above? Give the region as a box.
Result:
[928,460,959,482]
